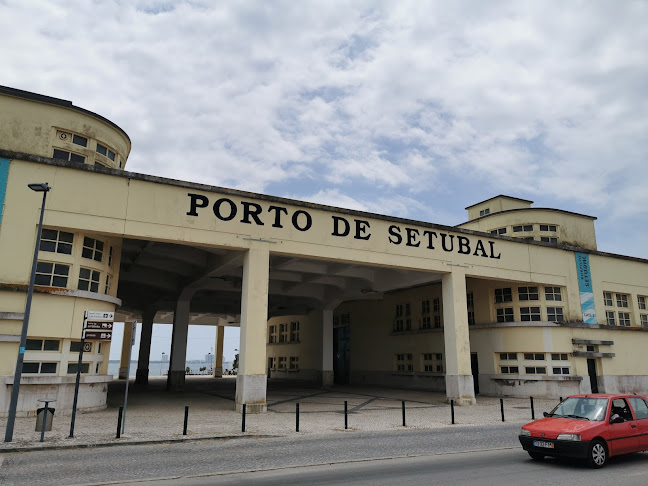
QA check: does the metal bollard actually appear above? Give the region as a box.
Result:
[40,405,49,443]
[344,400,348,430]
[116,407,123,439]
[500,398,505,422]
[183,405,189,436]
[451,399,455,424]
[560,396,563,403]
[402,400,406,427]
[242,403,246,432]
[296,403,300,432]
[530,397,535,420]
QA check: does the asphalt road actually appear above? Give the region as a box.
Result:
[1,425,647,485]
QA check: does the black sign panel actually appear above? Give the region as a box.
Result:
[84,331,112,341]
[85,321,114,330]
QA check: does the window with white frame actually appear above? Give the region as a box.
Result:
[268,357,276,370]
[490,227,507,235]
[500,352,517,360]
[433,298,440,312]
[96,142,116,161]
[421,353,443,373]
[78,268,100,292]
[495,288,512,303]
[479,208,490,216]
[290,321,300,341]
[540,237,558,244]
[289,356,299,370]
[552,367,570,375]
[547,306,564,323]
[433,315,442,328]
[616,293,629,308]
[268,325,277,343]
[539,224,557,232]
[53,148,85,164]
[104,274,111,294]
[545,286,562,301]
[518,286,539,301]
[496,308,514,322]
[618,312,631,327]
[22,362,57,374]
[638,296,646,310]
[421,316,431,329]
[525,366,547,374]
[279,323,288,342]
[35,261,70,287]
[422,299,430,314]
[603,292,613,306]
[500,365,520,374]
[26,339,60,351]
[467,292,475,325]
[395,353,414,372]
[39,229,74,255]
[524,353,545,360]
[551,353,569,360]
[641,314,648,328]
[520,306,541,321]
[512,224,534,232]
[82,237,104,262]
[278,357,287,370]
[606,311,616,325]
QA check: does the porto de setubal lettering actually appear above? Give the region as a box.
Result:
[186,193,501,260]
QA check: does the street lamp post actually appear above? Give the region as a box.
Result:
[5,183,51,443]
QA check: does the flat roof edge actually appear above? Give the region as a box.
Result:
[465,194,534,210]
[457,206,597,224]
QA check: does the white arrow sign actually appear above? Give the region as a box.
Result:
[87,311,114,321]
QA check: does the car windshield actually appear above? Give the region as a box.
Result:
[549,397,608,421]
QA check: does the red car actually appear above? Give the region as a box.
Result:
[519,394,648,468]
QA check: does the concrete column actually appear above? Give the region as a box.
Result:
[442,268,476,405]
[118,322,134,379]
[167,299,190,392]
[213,325,224,377]
[320,308,334,387]
[135,312,155,385]
[235,247,269,413]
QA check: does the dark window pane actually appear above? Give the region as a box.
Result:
[537,367,546,374]
[79,268,90,279]
[67,362,90,374]
[96,144,107,155]
[40,362,57,373]
[94,252,102,262]
[69,153,85,163]
[53,149,69,160]
[84,237,93,247]
[72,134,87,146]
[23,362,39,373]
[58,243,73,254]
[59,231,74,243]
[90,282,99,292]
[54,264,69,276]
[108,150,115,161]
[34,274,51,285]
[92,271,99,281]
[39,240,56,252]
[36,262,52,273]
[78,280,89,291]
[41,229,58,240]
[96,241,104,251]
[524,225,533,231]
[553,367,561,374]
[82,248,93,259]
[51,276,68,287]
[26,339,42,350]
[43,340,59,351]
[70,341,82,352]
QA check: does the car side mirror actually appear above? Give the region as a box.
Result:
[543,412,550,417]
[610,415,624,424]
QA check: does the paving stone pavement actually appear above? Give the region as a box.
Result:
[0,376,561,450]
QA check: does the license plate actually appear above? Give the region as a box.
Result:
[533,440,554,449]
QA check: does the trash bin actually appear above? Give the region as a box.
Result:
[35,407,55,432]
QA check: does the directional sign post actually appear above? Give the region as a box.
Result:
[69,310,114,438]
[121,321,137,435]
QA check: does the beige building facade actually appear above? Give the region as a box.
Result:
[1,86,647,417]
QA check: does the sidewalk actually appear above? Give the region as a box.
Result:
[0,376,559,451]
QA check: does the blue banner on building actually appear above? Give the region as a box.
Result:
[575,252,597,324]
[0,158,10,226]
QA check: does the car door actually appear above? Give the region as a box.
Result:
[628,396,648,451]
[607,398,640,455]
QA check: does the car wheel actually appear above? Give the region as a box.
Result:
[587,439,607,468]
[528,452,544,460]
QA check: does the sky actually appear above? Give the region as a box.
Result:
[2,1,646,360]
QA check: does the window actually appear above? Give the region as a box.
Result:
[547,307,564,323]
[495,288,512,303]
[279,323,288,343]
[540,237,558,243]
[421,316,431,329]
[603,292,613,306]
[616,294,629,308]
[513,224,533,232]
[618,312,631,327]
[421,300,430,314]
[545,287,562,301]
[268,325,277,344]
[433,298,440,312]
[628,397,648,420]
[513,225,522,232]
[490,227,507,235]
[496,308,514,322]
[289,356,299,370]
[606,311,616,326]
[105,274,111,294]
[551,353,569,360]
[72,134,88,147]
[421,353,443,373]
[108,246,114,267]
[395,353,414,372]
[96,143,116,161]
[518,286,539,301]
[500,353,518,360]
[78,268,100,292]
[340,313,351,325]
[67,362,90,374]
[70,341,86,352]
[82,237,104,262]
[290,321,300,341]
[552,367,570,375]
[433,315,441,328]
[467,311,475,326]
[53,148,85,164]
[35,262,70,287]
[23,362,57,374]
[520,307,541,321]
[26,339,60,351]
[500,366,519,374]
[641,314,648,328]
[479,208,490,216]
[268,357,276,370]
[278,357,287,370]
[39,229,74,255]
[395,304,403,317]
[525,366,547,374]
[539,225,557,232]
[524,353,545,360]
